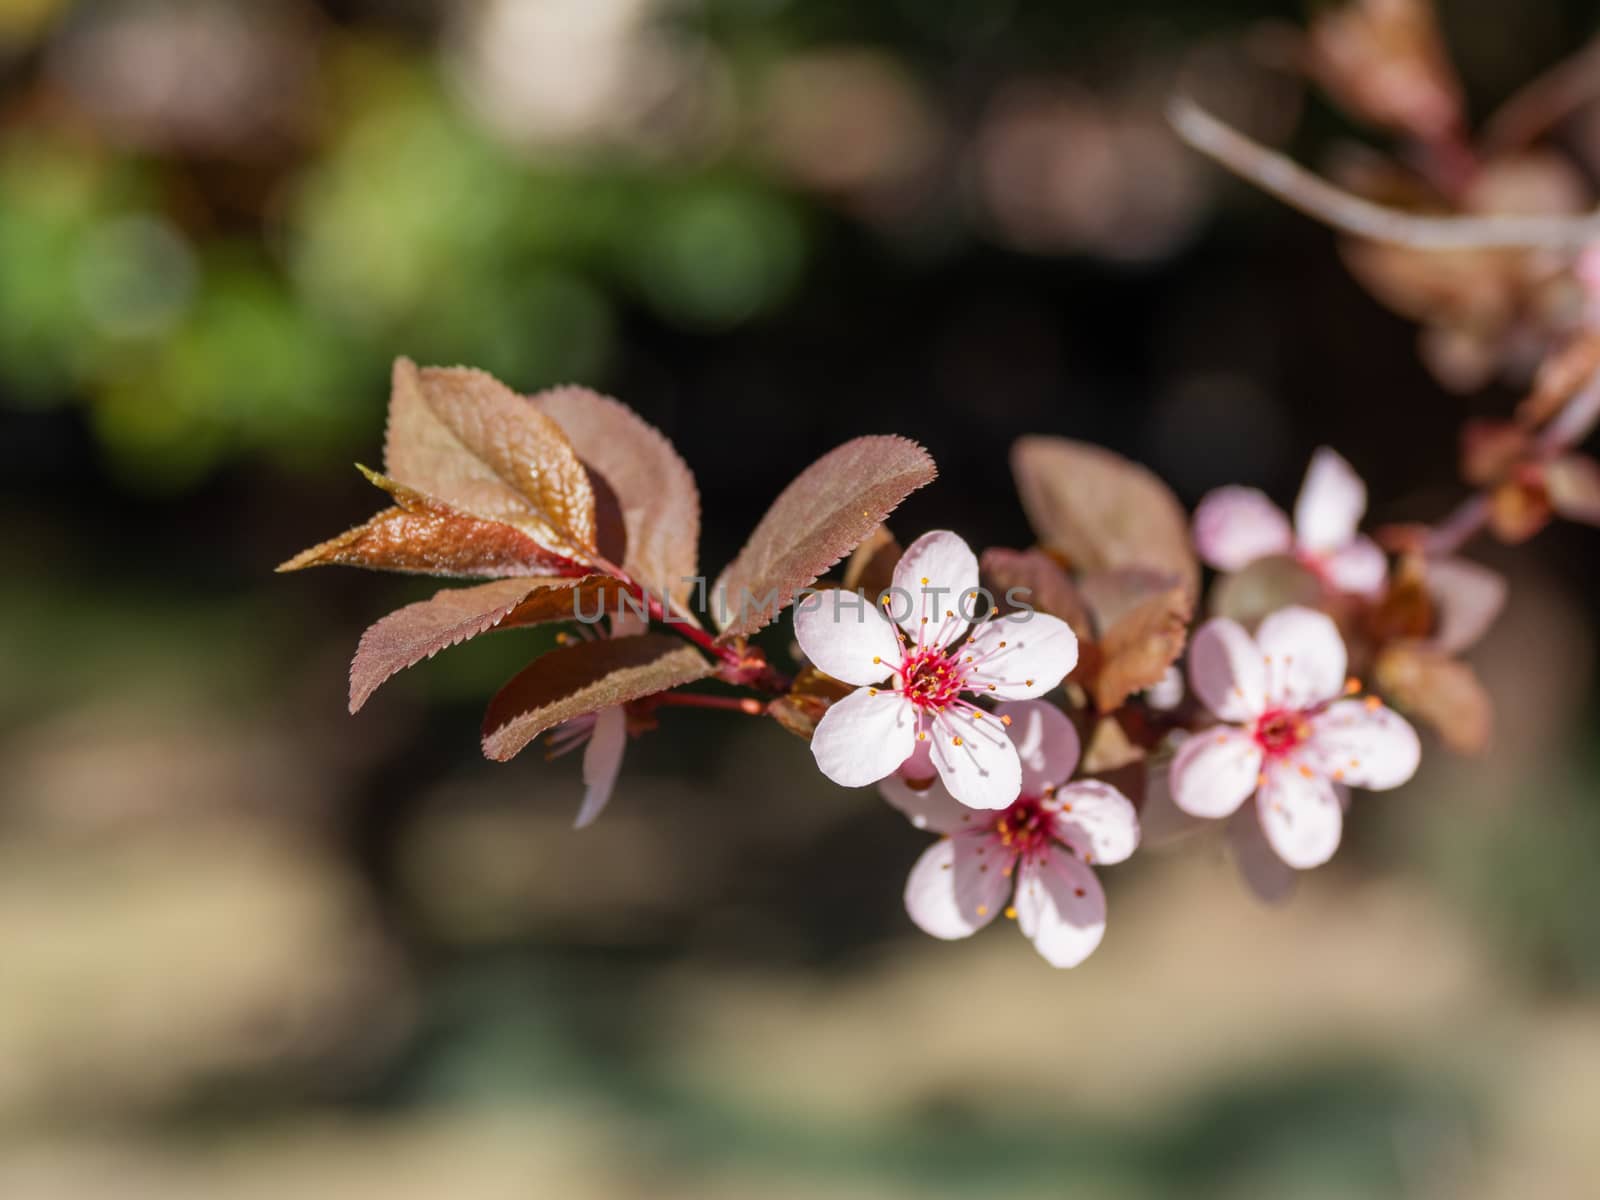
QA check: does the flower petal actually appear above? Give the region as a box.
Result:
[929,706,1023,810]
[1192,486,1294,571]
[891,530,980,647]
[880,770,985,834]
[963,612,1079,699]
[1168,725,1262,818]
[1257,762,1343,869]
[1294,446,1367,553]
[809,687,918,787]
[573,706,627,829]
[1256,605,1348,710]
[1226,806,1298,904]
[793,589,901,686]
[995,699,1080,795]
[1303,699,1421,790]
[1315,535,1388,598]
[1013,852,1106,968]
[1426,557,1507,656]
[1052,780,1140,865]
[1187,618,1266,722]
[904,831,1012,939]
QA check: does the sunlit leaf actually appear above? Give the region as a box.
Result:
[530,385,699,604]
[1092,584,1192,712]
[1011,436,1199,598]
[384,358,598,560]
[1376,642,1492,755]
[277,467,575,577]
[481,634,713,761]
[712,436,937,641]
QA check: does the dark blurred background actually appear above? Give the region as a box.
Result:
[3,1,1599,1196]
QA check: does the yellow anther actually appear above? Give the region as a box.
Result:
[1000,714,1012,726]
[952,736,964,746]
[1004,905,1018,921]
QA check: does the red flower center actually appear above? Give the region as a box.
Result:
[1254,707,1309,758]
[993,795,1054,858]
[899,647,967,710]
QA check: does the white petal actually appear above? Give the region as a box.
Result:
[809,687,918,787]
[879,770,984,834]
[793,589,901,686]
[1013,853,1106,968]
[1226,806,1298,904]
[1187,618,1266,722]
[1316,536,1388,598]
[1256,762,1343,869]
[1303,699,1421,791]
[891,530,980,646]
[963,612,1078,699]
[573,706,627,829]
[903,832,1012,939]
[1052,780,1140,865]
[1294,446,1367,553]
[929,706,1023,810]
[995,699,1080,796]
[1426,558,1507,655]
[1256,605,1348,710]
[1168,725,1262,818]
[1192,486,1294,571]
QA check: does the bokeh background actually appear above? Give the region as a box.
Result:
[4,1,1600,1196]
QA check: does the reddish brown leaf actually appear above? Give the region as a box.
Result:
[1011,437,1199,599]
[277,468,574,577]
[1488,477,1553,543]
[979,547,1093,641]
[841,525,902,601]
[1519,331,1600,427]
[1460,418,1530,486]
[530,386,700,606]
[1092,585,1192,712]
[712,436,937,641]
[349,578,572,713]
[1307,0,1464,142]
[481,634,713,761]
[497,577,635,630]
[1080,716,1145,774]
[383,358,598,560]
[1376,642,1492,755]
[767,666,856,740]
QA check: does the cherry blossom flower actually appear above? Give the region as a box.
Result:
[1193,447,1389,597]
[544,609,646,828]
[1169,606,1421,869]
[884,699,1139,967]
[794,530,1079,809]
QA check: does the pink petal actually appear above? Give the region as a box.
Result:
[1256,761,1343,869]
[1303,699,1421,790]
[929,706,1023,810]
[1256,605,1348,710]
[903,831,1013,939]
[809,687,918,787]
[1226,807,1298,904]
[1168,726,1262,818]
[963,613,1079,699]
[793,589,901,686]
[1315,535,1388,598]
[1426,558,1506,656]
[880,770,985,834]
[1052,780,1140,865]
[1187,618,1266,722]
[1294,446,1367,553]
[573,706,627,829]
[1192,486,1293,571]
[995,699,1080,795]
[1013,852,1106,968]
[896,735,936,785]
[892,530,980,647]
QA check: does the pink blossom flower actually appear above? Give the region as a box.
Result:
[543,610,646,828]
[1169,606,1421,869]
[883,700,1139,967]
[1193,447,1388,597]
[795,530,1079,809]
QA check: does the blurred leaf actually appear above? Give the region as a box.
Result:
[1011,436,1199,598]
[1544,454,1600,526]
[980,547,1093,640]
[531,385,699,604]
[1424,557,1506,655]
[1209,555,1324,628]
[713,436,937,641]
[841,525,901,601]
[481,634,712,761]
[1092,585,1192,713]
[1487,477,1552,543]
[1081,716,1144,774]
[1519,331,1600,426]
[1375,642,1492,755]
[349,577,597,713]
[385,360,598,560]
[767,666,855,740]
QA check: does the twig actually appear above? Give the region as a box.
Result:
[1169,96,1600,250]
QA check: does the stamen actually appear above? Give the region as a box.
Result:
[1004,905,1018,920]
